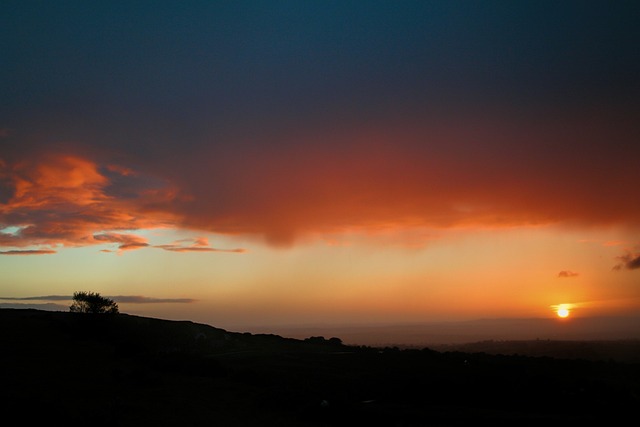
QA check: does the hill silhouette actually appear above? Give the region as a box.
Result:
[2,308,639,426]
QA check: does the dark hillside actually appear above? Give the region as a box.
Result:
[1,309,639,426]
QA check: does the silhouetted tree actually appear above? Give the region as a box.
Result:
[70,291,119,314]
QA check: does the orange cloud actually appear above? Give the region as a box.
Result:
[93,232,150,252]
[2,112,639,249]
[154,238,246,253]
[132,113,636,246]
[193,237,209,247]
[0,151,249,254]
[8,155,107,210]
[0,153,176,251]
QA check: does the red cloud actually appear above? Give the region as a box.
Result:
[126,114,635,246]
[2,111,640,249]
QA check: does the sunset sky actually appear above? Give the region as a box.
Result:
[1,1,639,336]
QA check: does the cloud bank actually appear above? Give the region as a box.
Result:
[2,115,640,252]
[1,1,638,250]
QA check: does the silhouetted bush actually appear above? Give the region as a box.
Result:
[69,291,119,314]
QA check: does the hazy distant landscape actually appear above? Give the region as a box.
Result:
[254,316,640,348]
[2,308,639,426]
[6,301,640,348]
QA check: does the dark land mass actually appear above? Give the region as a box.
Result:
[1,309,639,426]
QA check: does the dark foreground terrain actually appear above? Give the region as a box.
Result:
[1,309,639,426]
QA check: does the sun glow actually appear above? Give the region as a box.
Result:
[552,303,572,318]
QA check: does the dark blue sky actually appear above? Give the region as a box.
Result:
[4,1,638,133]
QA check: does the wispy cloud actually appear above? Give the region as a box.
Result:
[604,240,628,247]
[0,302,68,311]
[93,232,149,252]
[557,270,579,278]
[0,295,70,301]
[156,245,246,253]
[0,249,57,255]
[110,296,196,304]
[154,237,246,253]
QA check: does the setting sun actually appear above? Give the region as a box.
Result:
[551,304,573,319]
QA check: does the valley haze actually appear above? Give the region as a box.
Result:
[3,301,639,348]
[210,316,640,347]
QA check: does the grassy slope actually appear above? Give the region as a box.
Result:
[1,309,639,426]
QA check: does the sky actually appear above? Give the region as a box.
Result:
[1,1,639,338]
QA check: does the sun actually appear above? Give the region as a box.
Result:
[551,303,573,318]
